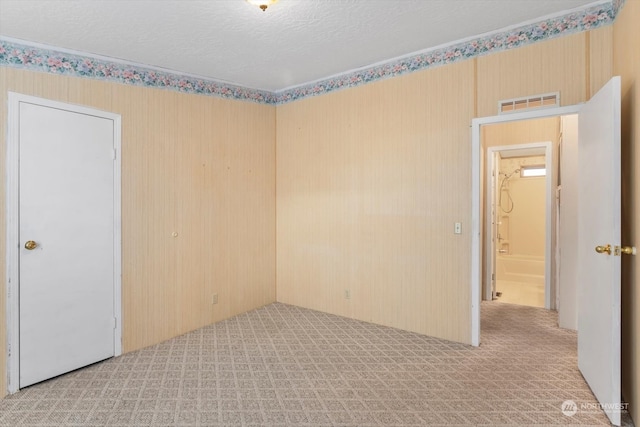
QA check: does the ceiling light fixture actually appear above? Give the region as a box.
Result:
[246,0,278,12]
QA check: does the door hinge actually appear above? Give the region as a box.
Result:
[113,317,117,329]
[112,148,116,160]
[491,273,495,282]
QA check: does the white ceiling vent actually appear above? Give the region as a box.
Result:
[498,92,560,114]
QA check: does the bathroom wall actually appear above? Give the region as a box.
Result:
[497,155,546,257]
[558,114,579,330]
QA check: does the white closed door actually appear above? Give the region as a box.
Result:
[18,98,117,388]
[577,76,622,426]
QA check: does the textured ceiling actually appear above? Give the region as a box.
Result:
[0,0,600,92]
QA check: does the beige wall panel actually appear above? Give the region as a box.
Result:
[482,117,560,149]
[0,68,276,397]
[226,101,277,317]
[614,1,640,423]
[66,78,113,111]
[119,87,179,350]
[477,33,587,117]
[276,89,356,317]
[589,25,613,98]
[277,61,475,344]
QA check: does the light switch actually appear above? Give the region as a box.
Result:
[454,222,462,234]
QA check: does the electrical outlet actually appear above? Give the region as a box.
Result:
[212,293,218,304]
[345,289,351,299]
[454,222,462,234]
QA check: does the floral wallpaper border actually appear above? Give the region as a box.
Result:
[0,0,621,105]
[276,1,620,103]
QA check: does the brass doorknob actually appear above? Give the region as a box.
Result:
[24,240,37,250]
[595,244,611,255]
[618,246,637,255]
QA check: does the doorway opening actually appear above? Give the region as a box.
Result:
[470,104,582,347]
[486,143,551,309]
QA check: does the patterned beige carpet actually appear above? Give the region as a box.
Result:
[0,302,633,426]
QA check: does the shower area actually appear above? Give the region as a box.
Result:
[493,153,547,307]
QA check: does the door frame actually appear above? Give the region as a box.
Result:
[470,104,582,346]
[5,92,122,393]
[484,141,553,307]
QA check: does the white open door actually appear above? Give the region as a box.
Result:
[577,76,622,426]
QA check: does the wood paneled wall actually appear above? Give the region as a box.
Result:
[476,27,613,118]
[0,68,276,397]
[477,33,587,117]
[590,26,614,99]
[614,1,640,422]
[277,62,476,343]
[277,27,612,345]
[482,118,560,149]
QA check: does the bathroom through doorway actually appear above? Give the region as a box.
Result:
[487,143,550,308]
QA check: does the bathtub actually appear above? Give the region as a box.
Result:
[496,254,544,285]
